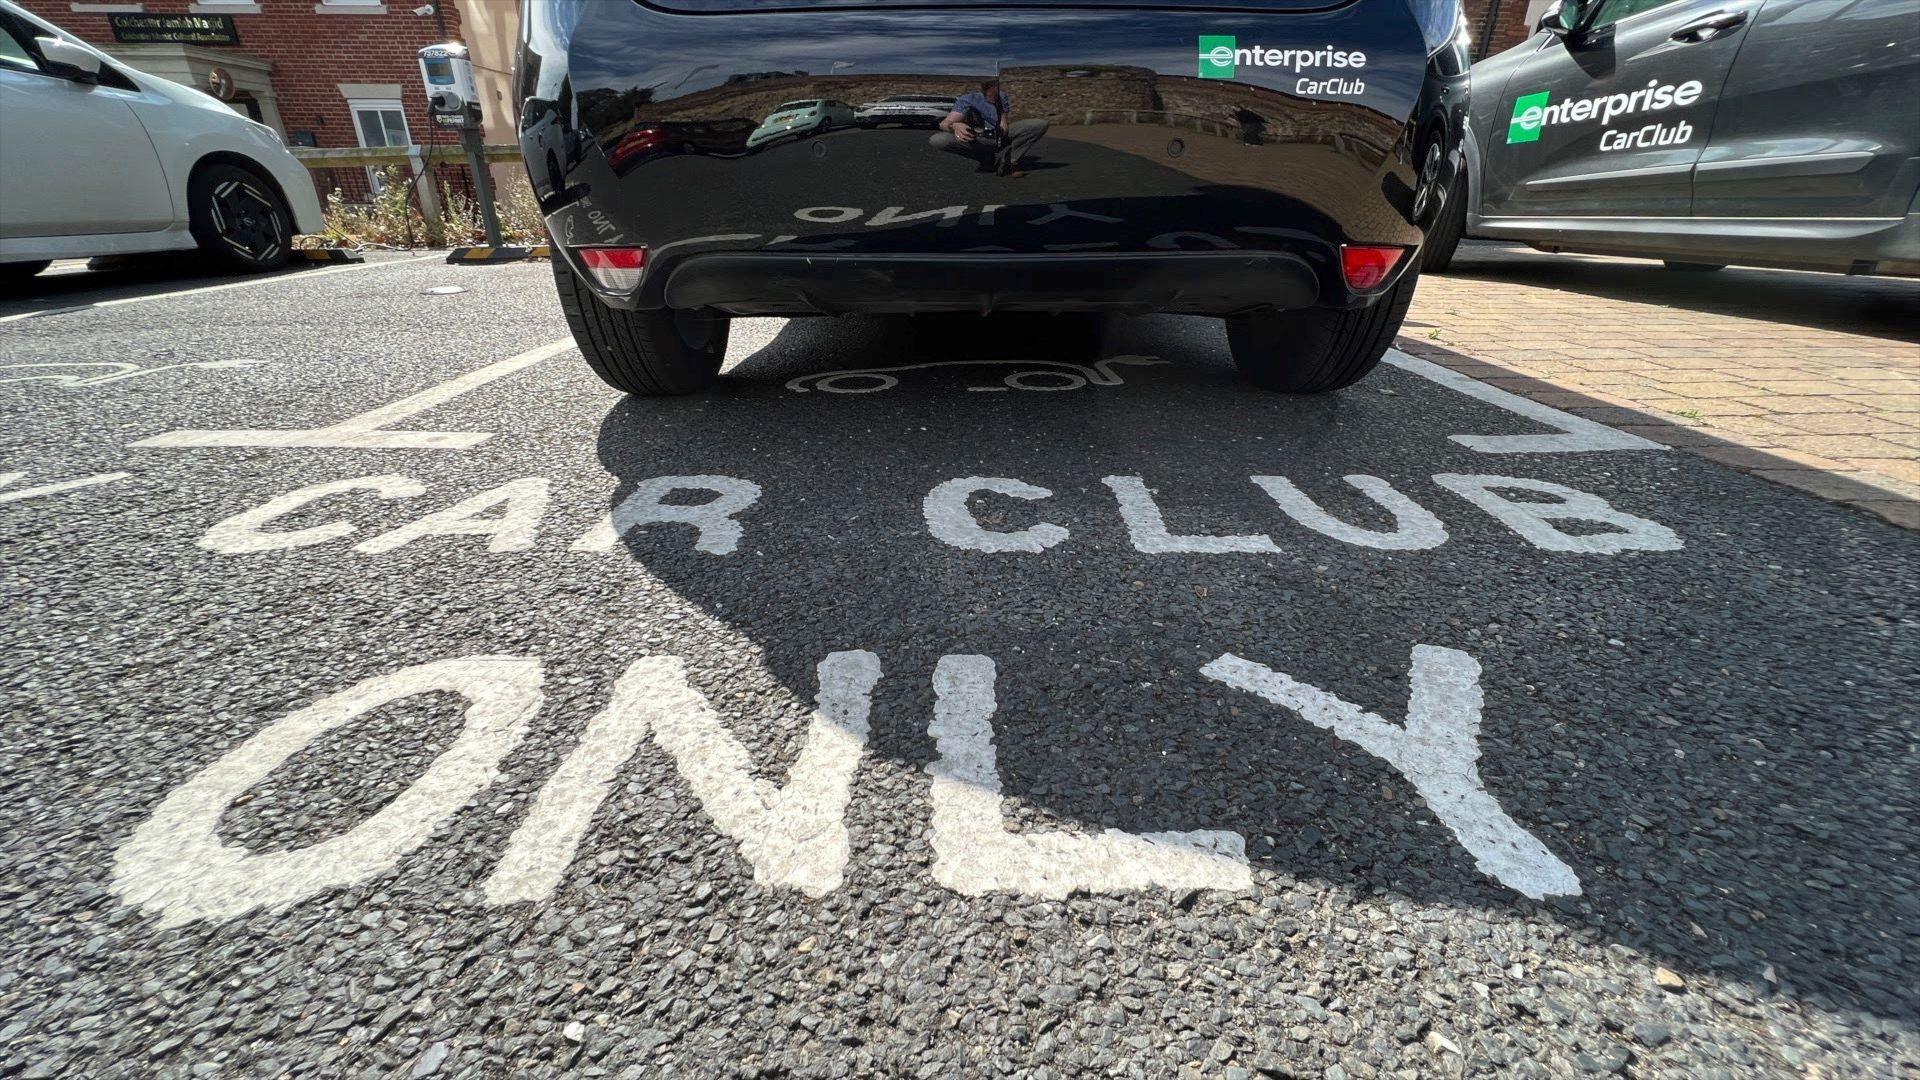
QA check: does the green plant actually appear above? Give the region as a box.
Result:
[301,165,430,249]
[303,165,547,250]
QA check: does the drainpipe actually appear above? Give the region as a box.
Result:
[1475,0,1505,59]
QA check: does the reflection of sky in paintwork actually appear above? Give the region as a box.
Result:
[550,2,1426,115]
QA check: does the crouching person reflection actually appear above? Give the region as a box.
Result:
[928,78,1048,178]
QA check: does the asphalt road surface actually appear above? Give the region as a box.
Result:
[2,255,1915,1079]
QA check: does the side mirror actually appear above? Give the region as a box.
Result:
[35,36,104,83]
[1541,0,1600,38]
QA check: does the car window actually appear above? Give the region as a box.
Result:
[0,18,44,72]
[1590,0,1682,27]
[0,12,139,90]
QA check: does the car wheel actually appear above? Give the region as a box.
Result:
[1421,170,1469,274]
[550,255,728,396]
[188,162,293,272]
[1664,261,1726,272]
[1226,271,1418,394]
[0,260,52,289]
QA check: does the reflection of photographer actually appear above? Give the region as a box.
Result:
[928,78,1048,178]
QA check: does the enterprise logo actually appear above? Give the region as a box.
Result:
[1198,35,1367,80]
[1507,79,1705,144]
[1199,35,1237,79]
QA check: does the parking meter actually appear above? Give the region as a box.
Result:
[418,43,478,126]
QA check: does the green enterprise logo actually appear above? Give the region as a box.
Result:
[1199,35,1237,79]
[1508,91,1550,144]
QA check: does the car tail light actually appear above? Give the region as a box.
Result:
[1340,244,1408,291]
[609,126,662,170]
[576,246,648,292]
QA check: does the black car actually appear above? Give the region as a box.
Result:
[520,0,1472,396]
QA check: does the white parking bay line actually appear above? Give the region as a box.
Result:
[1382,349,1665,454]
[132,338,576,450]
[0,254,443,326]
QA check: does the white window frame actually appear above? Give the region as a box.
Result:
[346,97,412,195]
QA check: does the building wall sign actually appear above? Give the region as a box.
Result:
[107,14,240,46]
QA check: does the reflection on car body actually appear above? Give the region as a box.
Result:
[746,99,857,149]
[855,94,955,129]
[609,118,754,175]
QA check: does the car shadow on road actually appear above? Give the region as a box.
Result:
[0,256,321,319]
[1443,241,1920,344]
[592,312,1919,1027]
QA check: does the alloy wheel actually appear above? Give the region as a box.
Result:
[207,179,286,265]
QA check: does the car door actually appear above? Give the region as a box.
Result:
[1480,0,1759,218]
[0,14,172,238]
[1691,0,1920,219]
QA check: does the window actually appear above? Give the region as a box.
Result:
[348,99,410,193]
[1590,0,1682,26]
[0,22,38,74]
[353,103,409,148]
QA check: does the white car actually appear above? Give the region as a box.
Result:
[746,99,857,149]
[0,1,323,284]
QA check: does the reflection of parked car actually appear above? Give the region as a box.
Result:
[608,118,753,174]
[523,97,590,202]
[0,1,323,283]
[746,99,855,148]
[855,94,954,129]
[1424,0,1920,276]
[667,118,754,157]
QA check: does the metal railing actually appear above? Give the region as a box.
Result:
[291,144,525,248]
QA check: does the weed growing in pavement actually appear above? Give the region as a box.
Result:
[438,177,545,246]
[301,165,546,250]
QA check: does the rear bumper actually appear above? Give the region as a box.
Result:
[662,251,1320,316]
[521,0,1464,314]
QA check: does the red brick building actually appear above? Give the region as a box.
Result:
[12,0,520,201]
[1466,0,1547,59]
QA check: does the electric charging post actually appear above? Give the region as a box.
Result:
[420,42,530,263]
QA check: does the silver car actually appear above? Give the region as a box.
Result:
[1425,0,1919,277]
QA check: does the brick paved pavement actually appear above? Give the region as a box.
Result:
[1403,242,1920,529]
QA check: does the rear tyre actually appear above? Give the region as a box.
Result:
[188,162,293,272]
[1664,261,1726,272]
[1421,171,1469,274]
[0,260,51,289]
[551,255,728,396]
[1227,271,1418,394]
